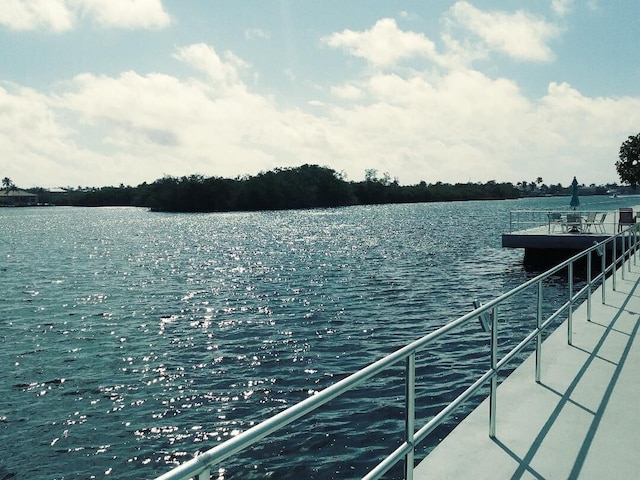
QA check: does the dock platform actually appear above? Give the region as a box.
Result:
[501,209,623,249]
[502,208,637,263]
[413,261,640,479]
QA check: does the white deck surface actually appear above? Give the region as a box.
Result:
[414,260,640,479]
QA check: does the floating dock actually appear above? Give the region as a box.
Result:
[413,259,640,479]
[502,209,636,263]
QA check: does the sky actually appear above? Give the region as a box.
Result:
[1,1,640,189]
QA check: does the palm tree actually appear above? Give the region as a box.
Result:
[2,177,15,193]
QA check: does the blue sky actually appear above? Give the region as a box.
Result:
[1,1,639,188]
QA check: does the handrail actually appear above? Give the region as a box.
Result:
[507,209,614,233]
[155,225,639,480]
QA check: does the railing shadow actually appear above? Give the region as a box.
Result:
[491,273,640,479]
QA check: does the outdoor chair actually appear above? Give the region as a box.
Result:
[596,213,607,233]
[583,211,597,232]
[618,208,636,231]
[547,212,563,233]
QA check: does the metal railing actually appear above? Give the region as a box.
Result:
[507,209,616,234]
[156,226,639,480]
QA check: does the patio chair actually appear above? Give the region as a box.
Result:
[547,212,563,233]
[583,211,597,232]
[618,208,636,231]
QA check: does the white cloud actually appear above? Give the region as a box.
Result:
[0,0,170,31]
[330,84,364,101]
[173,43,249,92]
[0,0,74,31]
[38,44,331,185]
[76,0,171,29]
[398,11,420,21]
[321,67,640,186]
[551,0,574,17]
[448,1,561,62]
[0,82,109,187]
[321,18,437,68]
[244,28,270,40]
[2,13,640,189]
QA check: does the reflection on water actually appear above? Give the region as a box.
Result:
[0,196,637,479]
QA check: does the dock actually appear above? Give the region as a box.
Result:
[502,208,637,263]
[413,260,640,479]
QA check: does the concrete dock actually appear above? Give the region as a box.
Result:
[414,260,640,479]
[502,208,637,264]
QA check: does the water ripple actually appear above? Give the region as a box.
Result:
[0,198,615,479]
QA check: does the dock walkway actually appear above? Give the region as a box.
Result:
[414,261,640,479]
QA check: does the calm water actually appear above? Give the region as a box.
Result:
[0,196,636,479]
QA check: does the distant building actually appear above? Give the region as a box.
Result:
[0,189,38,206]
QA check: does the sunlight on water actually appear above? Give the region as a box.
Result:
[1,197,637,479]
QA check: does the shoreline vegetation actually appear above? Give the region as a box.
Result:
[16,164,615,213]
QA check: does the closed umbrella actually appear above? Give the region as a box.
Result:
[570,176,580,210]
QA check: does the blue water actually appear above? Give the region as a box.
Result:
[0,196,636,479]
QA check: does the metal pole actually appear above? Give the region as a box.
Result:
[613,232,617,291]
[587,251,592,321]
[405,354,415,480]
[622,232,627,279]
[489,306,498,438]
[602,243,606,304]
[536,280,542,382]
[629,230,632,272]
[629,225,638,271]
[568,262,573,346]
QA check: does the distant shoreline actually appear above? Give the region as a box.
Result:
[19,164,622,213]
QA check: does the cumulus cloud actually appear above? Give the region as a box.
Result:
[448,1,561,62]
[330,84,364,101]
[77,0,171,29]
[173,43,250,92]
[38,44,332,185]
[0,0,74,31]
[0,0,170,31]
[2,5,640,189]
[321,18,438,68]
[0,82,109,187]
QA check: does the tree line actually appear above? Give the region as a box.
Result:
[27,164,525,212]
[6,132,639,212]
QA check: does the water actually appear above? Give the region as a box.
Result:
[0,196,636,479]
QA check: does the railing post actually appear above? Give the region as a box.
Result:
[622,231,627,280]
[587,251,592,322]
[197,469,210,480]
[633,225,638,266]
[613,232,617,291]
[629,230,632,272]
[489,306,498,438]
[405,353,415,480]
[602,241,606,304]
[535,280,543,383]
[568,262,573,346]
[633,225,638,267]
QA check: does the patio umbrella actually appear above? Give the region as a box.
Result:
[570,176,580,210]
